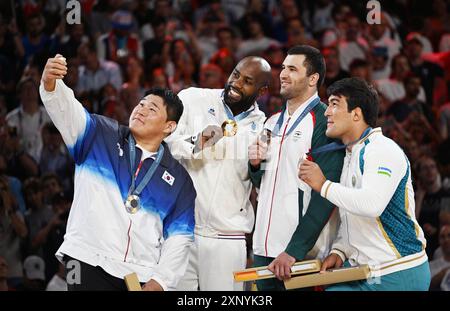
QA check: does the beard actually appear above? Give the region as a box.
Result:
[223,83,258,113]
[280,77,309,101]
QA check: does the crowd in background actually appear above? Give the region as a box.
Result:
[0,0,450,291]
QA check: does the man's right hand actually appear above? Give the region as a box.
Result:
[320,253,344,273]
[42,54,67,92]
[248,138,268,168]
[194,125,223,151]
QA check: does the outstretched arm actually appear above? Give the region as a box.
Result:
[39,55,95,163]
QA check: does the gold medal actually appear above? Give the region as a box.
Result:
[222,119,238,137]
[125,194,141,214]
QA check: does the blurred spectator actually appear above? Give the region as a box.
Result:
[121,55,146,95]
[23,178,54,258]
[41,173,64,206]
[0,123,39,181]
[265,94,283,118]
[439,33,450,52]
[436,138,450,184]
[216,26,238,56]
[337,14,368,72]
[150,0,177,22]
[6,77,51,162]
[45,262,67,291]
[237,1,273,40]
[439,103,450,140]
[0,154,26,215]
[348,58,372,83]
[371,46,390,80]
[302,0,335,37]
[322,46,349,90]
[63,58,80,96]
[236,15,280,59]
[430,225,450,291]
[0,15,24,102]
[96,10,143,65]
[0,14,24,65]
[404,34,445,107]
[433,208,450,259]
[143,17,167,72]
[22,58,44,88]
[272,0,302,43]
[133,0,155,41]
[0,55,15,109]
[87,0,124,40]
[163,38,199,93]
[387,74,434,123]
[149,67,168,89]
[364,12,402,66]
[43,192,71,282]
[196,2,228,65]
[263,44,285,68]
[39,122,74,190]
[415,156,450,259]
[17,255,46,291]
[376,54,426,107]
[77,41,123,109]
[199,63,224,89]
[321,3,352,47]
[101,96,128,125]
[221,0,249,23]
[58,23,89,60]
[0,176,28,290]
[0,256,8,291]
[285,18,319,49]
[120,55,148,115]
[405,140,424,170]
[210,47,236,77]
[21,13,56,65]
[424,0,450,50]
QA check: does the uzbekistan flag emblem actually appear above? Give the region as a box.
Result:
[377,167,392,177]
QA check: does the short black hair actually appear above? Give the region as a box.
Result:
[287,45,326,90]
[327,77,379,128]
[144,87,183,123]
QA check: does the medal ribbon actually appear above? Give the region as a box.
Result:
[271,97,320,137]
[128,135,164,197]
[308,127,372,156]
[222,92,254,122]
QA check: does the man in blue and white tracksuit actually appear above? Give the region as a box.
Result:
[40,55,195,291]
[300,77,430,290]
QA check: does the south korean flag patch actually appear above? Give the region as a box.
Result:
[162,171,175,186]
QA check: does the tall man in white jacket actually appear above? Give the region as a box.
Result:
[40,55,196,291]
[166,56,271,290]
[299,77,430,290]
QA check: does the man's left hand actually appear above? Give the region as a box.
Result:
[268,252,296,281]
[299,159,326,193]
[142,279,164,291]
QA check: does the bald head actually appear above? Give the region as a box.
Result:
[237,56,272,87]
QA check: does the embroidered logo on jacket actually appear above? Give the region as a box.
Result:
[117,143,123,157]
[208,108,216,116]
[293,130,302,141]
[162,171,175,186]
